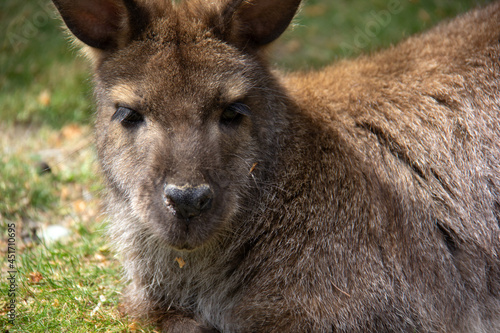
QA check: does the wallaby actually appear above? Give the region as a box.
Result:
[52,0,500,331]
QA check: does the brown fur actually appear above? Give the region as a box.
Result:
[52,0,500,332]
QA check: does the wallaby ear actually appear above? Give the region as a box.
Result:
[52,0,149,50]
[226,0,302,48]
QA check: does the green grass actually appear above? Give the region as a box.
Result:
[0,126,98,233]
[275,0,491,69]
[1,223,155,332]
[0,154,56,226]
[0,0,492,332]
[0,0,93,128]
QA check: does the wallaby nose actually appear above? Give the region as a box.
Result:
[164,184,213,220]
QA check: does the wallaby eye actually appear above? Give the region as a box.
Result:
[112,107,144,128]
[220,102,251,127]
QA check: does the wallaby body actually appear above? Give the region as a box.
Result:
[53,0,500,332]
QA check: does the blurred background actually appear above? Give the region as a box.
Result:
[0,0,492,331]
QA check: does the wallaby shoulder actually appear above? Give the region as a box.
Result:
[276,1,500,251]
[285,2,500,115]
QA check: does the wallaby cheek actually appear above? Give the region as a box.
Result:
[99,126,152,199]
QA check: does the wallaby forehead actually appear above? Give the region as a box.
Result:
[99,30,252,116]
[96,0,247,85]
[147,38,249,98]
[93,1,257,118]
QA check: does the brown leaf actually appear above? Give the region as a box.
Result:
[73,199,86,213]
[248,162,258,175]
[175,257,186,268]
[60,186,70,201]
[37,90,51,107]
[61,124,83,140]
[94,253,107,263]
[128,322,139,331]
[28,271,43,284]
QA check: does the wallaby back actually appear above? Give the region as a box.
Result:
[52,0,500,332]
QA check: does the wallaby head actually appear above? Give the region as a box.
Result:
[53,0,300,251]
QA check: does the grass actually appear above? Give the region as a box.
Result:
[0,0,492,332]
[275,0,491,69]
[9,227,138,332]
[0,0,93,128]
[0,154,56,226]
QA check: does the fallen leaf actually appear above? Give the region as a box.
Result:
[248,162,258,175]
[28,271,43,284]
[60,186,70,201]
[73,199,86,213]
[61,124,83,140]
[98,244,111,254]
[175,257,186,268]
[128,322,139,331]
[94,253,107,263]
[37,90,51,107]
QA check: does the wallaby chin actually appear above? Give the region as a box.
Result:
[53,0,500,332]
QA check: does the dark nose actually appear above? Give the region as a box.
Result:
[164,184,213,220]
